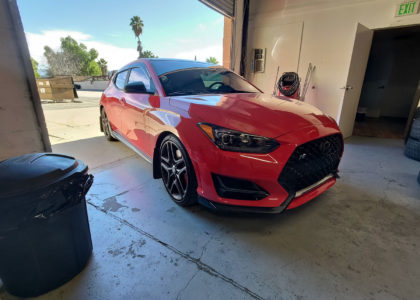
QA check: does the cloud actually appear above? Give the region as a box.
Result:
[213,16,224,25]
[25,30,138,71]
[173,44,223,64]
[195,23,208,33]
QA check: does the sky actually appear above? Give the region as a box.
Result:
[17,0,224,71]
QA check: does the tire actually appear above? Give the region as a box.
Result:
[418,170,420,185]
[405,137,420,161]
[101,108,116,141]
[415,107,420,119]
[409,118,420,140]
[159,135,197,206]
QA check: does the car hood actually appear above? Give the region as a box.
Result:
[169,93,337,138]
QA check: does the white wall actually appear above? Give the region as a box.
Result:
[235,0,420,132]
[75,80,109,91]
[0,0,50,160]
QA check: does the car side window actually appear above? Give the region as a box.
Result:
[115,70,129,89]
[128,67,155,93]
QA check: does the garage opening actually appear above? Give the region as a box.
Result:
[16,1,224,168]
[354,25,420,139]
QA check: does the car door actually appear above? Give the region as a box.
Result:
[104,69,129,133]
[121,65,156,155]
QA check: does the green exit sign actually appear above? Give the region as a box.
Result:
[396,1,419,16]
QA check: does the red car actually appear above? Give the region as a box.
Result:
[100,59,343,213]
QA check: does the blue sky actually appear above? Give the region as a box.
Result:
[17,0,224,70]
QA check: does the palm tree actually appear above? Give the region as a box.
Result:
[97,58,108,76]
[130,16,144,58]
[206,57,219,64]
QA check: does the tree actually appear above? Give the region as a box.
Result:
[97,58,108,76]
[206,57,219,64]
[141,50,158,58]
[43,36,102,76]
[31,57,40,78]
[130,16,144,58]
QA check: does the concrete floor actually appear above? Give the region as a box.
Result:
[1,95,420,299]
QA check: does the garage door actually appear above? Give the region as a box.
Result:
[199,0,235,18]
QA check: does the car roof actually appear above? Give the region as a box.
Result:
[119,58,218,75]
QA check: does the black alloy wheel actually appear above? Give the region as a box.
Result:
[160,135,197,206]
[101,108,116,141]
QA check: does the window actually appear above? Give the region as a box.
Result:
[128,67,155,93]
[150,60,212,76]
[115,70,129,89]
[159,68,260,96]
[201,71,223,88]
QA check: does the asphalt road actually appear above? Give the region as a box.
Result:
[41,91,102,111]
[41,91,103,145]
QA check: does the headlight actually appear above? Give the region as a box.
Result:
[198,123,279,153]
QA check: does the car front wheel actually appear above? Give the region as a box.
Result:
[160,135,197,206]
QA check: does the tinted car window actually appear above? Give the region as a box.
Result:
[128,67,155,93]
[159,68,260,96]
[115,70,129,89]
[150,60,213,76]
[201,71,223,88]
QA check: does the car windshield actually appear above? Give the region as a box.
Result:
[157,67,260,96]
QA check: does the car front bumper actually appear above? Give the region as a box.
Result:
[187,124,343,212]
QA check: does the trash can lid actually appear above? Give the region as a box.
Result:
[0,153,87,198]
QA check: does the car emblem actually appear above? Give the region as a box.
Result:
[298,153,307,160]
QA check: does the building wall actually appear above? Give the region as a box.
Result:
[0,0,50,160]
[235,0,420,134]
[223,17,232,68]
[75,80,109,91]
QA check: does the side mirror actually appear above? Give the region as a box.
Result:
[124,81,153,94]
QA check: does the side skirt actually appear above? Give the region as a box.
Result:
[112,131,152,164]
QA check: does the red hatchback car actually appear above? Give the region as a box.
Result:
[100,59,343,213]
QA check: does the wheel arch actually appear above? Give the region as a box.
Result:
[99,105,105,132]
[153,131,174,179]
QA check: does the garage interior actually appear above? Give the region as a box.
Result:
[1,0,420,299]
[354,25,420,139]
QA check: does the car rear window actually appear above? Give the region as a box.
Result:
[150,60,214,76]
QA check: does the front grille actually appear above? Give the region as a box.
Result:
[278,134,343,193]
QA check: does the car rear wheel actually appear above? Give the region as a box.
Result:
[160,135,197,206]
[101,108,116,141]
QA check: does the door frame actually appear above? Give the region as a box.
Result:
[340,23,420,138]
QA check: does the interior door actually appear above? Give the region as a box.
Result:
[338,23,373,138]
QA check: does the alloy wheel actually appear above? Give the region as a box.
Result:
[160,140,188,201]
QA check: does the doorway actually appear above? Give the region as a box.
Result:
[354,25,420,139]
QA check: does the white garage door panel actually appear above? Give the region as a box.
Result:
[247,22,303,94]
[199,0,235,18]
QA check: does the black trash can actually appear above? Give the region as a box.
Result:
[0,153,94,297]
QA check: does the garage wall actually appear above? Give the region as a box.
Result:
[235,0,420,132]
[0,0,50,161]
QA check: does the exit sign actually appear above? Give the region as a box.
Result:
[396,1,419,16]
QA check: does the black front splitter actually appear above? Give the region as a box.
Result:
[197,193,295,214]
